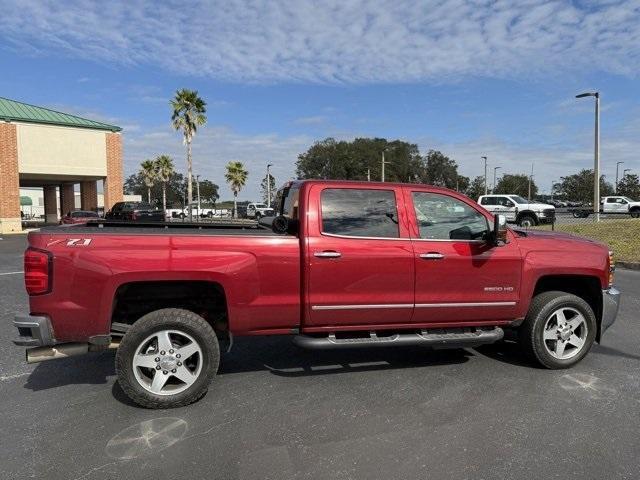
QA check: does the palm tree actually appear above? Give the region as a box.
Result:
[140,159,157,204]
[171,89,207,221]
[154,155,175,213]
[225,161,248,218]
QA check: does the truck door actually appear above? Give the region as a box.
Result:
[407,189,521,324]
[305,185,415,328]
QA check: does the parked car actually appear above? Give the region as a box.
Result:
[14,180,619,408]
[105,201,164,222]
[246,202,275,219]
[478,194,555,227]
[60,210,100,225]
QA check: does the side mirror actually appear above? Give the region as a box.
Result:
[493,214,508,246]
[271,215,298,235]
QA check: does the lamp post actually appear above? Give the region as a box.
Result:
[481,156,488,195]
[615,161,624,193]
[266,164,273,208]
[195,174,201,219]
[493,166,501,193]
[576,91,600,221]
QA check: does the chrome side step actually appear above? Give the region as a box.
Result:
[293,327,504,350]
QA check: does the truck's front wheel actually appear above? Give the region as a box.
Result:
[519,291,596,369]
[116,308,219,408]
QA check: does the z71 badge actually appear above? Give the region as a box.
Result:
[66,238,92,247]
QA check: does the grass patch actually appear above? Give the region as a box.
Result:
[533,219,640,262]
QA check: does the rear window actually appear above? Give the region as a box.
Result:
[320,188,399,238]
[134,202,153,210]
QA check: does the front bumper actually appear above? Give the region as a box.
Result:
[13,314,55,347]
[601,287,620,336]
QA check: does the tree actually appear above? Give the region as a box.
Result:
[465,176,486,201]
[198,179,220,206]
[261,173,276,205]
[154,155,175,212]
[494,174,538,199]
[456,174,470,193]
[556,169,614,204]
[225,161,248,217]
[296,137,424,182]
[139,159,157,204]
[171,89,207,219]
[616,173,640,200]
[421,150,459,188]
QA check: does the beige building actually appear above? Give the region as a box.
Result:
[0,97,123,233]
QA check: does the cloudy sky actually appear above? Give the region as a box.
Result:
[1,0,639,199]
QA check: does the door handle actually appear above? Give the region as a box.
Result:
[419,252,444,260]
[314,251,342,258]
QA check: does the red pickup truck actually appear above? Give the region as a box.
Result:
[14,180,620,408]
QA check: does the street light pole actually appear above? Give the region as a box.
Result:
[528,163,534,201]
[266,163,273,208]
[576,91,600,222]
[381,149,391,182]
[481,156,488,195]
[493,166,501,193]
[615,161,624,193]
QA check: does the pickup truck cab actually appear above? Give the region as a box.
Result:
[478,194,555,227]
[601,196,640,217]
[14,180,619,408]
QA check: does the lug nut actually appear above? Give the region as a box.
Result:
[155,357,160,362]
[177,362,182,366]
[176,354,181,358]
[160,351,166,355]
[163,370,168,375]
[169,349,174,354]
[156,365,161,370]
[171,369,176,373]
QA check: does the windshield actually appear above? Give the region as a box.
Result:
[622,197,634,203]
[509,196,529,204]
[255,204,267,208]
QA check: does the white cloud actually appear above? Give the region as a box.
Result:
[294,115,328,125]
[1,0,639,84]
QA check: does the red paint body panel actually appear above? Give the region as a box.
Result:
[24,180,611,343]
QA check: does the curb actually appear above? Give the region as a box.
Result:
[616,261,640,271]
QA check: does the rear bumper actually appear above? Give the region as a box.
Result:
[601,287,620,336]
[13,314,55,347]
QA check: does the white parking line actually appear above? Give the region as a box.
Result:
[0,271,23,276]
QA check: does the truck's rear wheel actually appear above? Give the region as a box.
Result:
[630,209,640,219]
[518,291,596,369]
[115,308,219,408]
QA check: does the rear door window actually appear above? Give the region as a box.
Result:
[321,188,399,238]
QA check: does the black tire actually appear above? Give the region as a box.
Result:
[630,209,640,219]
[116,308,220,409]
[517,214,537,227]
[518,291,596,369]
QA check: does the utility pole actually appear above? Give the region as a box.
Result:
[367,168,371,182]
[481,156,488,195]
[381,150,391,182]
[615,161,624,194]
[493,166,501,193]
[528,164,534,201]
[576,91,600,222]
[266,164,273,208]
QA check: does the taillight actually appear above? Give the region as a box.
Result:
[24,248,52,295]
[608,250,615,288]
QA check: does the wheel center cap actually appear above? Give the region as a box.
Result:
[558,326,572,341]
[159,356,177,371]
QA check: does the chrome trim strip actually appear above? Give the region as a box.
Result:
[411,238,486,243]
[312,304,414,311]
[320,232,407,241]
[312,301,515,311]
[414,302,516,308]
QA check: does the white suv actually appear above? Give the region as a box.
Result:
[478,194,555,227]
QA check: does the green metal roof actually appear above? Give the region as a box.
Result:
[0,97,121,132]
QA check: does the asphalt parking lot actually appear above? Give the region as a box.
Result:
[1,233,639,480]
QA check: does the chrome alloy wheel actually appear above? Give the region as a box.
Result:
[542,307,588,360]
[132,330,203,396]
